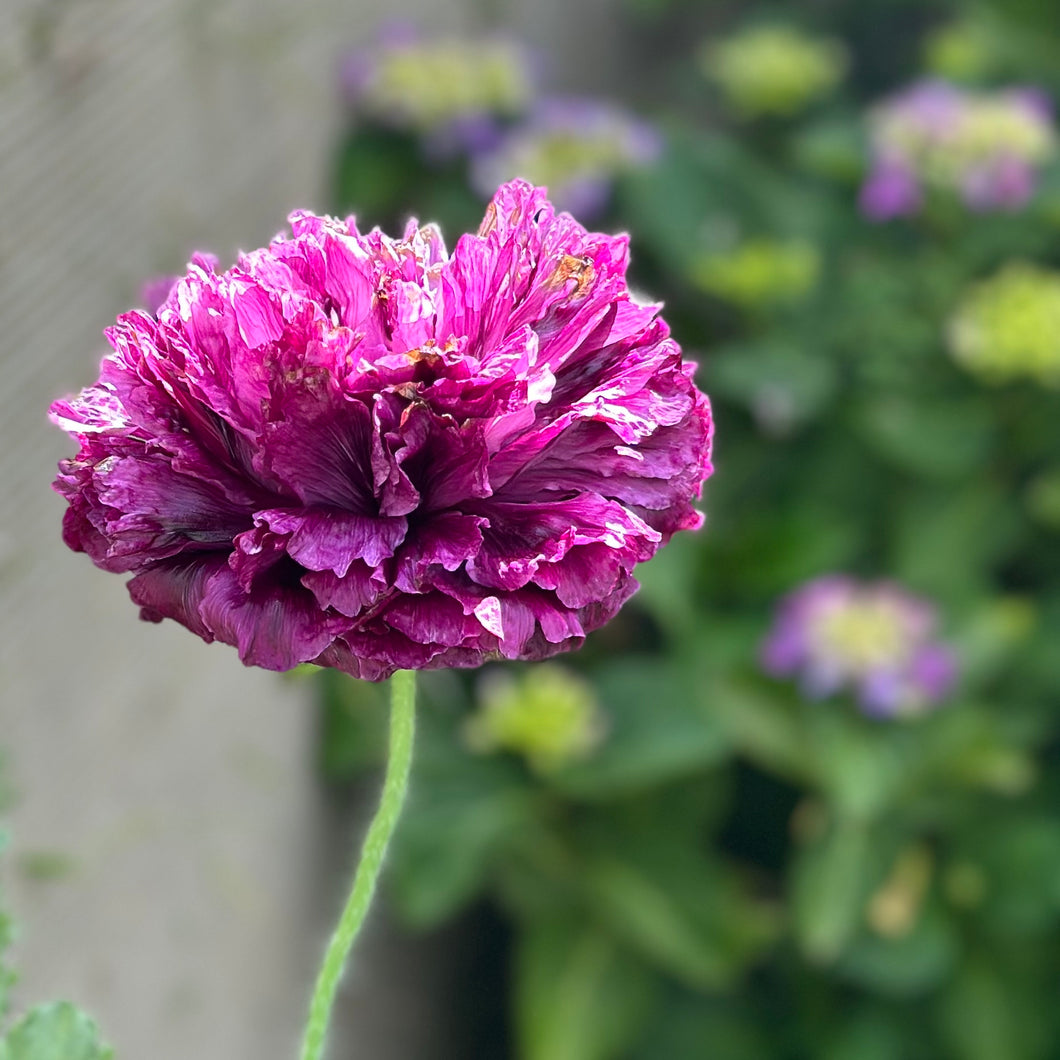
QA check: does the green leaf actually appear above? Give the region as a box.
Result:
[838,904,959,997]
[629,991,771,1060]
[0,1003,113,1060]
[791,116,867,182]
[856,395,996,480]
[332,127,423,225]
[792,818,874,964]
[804,709,905,821]
[583,858,734,990]
[978,818,1060,934]
[938,962,1029,1060]
[891,482,1022,602]
[315,669,388,782]
[632,533,702,642]
[549,661,730,799]
[708,341,838,433]
[576,814,778,992]
[515,915,654,1060]
[820,1007,910,1060]
[388,697,537,928]
[699,679,812,782]
[948,597,1036,691]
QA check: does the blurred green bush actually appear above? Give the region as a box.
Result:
[323,3,1060,1057]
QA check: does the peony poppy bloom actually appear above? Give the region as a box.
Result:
[51,180,713,681]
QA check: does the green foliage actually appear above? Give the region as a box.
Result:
[323,2,1060,1056]
[0,833,14,1023]
[515,915,654,1060]
[0,1004,113,1060]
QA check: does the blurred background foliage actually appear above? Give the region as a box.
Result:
[320,2,1060,1058]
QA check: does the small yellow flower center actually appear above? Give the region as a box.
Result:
[810,599,911,673]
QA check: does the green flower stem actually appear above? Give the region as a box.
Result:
[298,669,416,1060]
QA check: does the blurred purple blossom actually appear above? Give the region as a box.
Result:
[470,98,663,221]
[858,160,922,221]
[761,575,957,717]
[861,80,1056,220]
[50,181,713,681]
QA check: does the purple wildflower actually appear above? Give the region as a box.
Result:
[861,80,1056,219]
[470,99,663,221]
[761,576,957,717]
[858,160,922,221]
[50,180,713,681]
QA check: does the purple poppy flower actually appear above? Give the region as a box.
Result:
[761,575,957,717]
[50,180,713,681]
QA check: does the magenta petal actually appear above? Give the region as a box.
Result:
[256,508,408,574]
[301,562,387,617]
[533,543,628,608]
[197,566,350,670]
[393,512,486,593]
[382,592,489,648]
[466,494,659,591]
[230,527,289,591]
[128,556,228,640]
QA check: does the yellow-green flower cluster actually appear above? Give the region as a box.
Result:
[693,238,821,309]
[463,665,605,774]
[948,263,1060,386]
[700,25,848,118]
[348,38,533,130]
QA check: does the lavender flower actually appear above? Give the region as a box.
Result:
[50,180,713,681]
[861,80,1056,220]
[761,576,957,717]
[470,99,662,220]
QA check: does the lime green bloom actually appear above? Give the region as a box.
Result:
[693,238,821,310]
[464,665,605,773]
[949,263,1060,386]
[345,38,533,130]
[700,26,848,118]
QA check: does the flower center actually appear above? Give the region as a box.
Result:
[810,599,911,673]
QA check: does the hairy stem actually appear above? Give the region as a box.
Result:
[298,669,416,1060]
